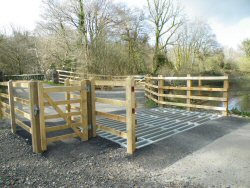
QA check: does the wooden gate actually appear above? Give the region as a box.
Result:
[38,80,88,151]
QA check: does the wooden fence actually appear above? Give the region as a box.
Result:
[38,80,89,151]
[57,70,145,87]
[0,81,42,153]
[0,77,137,154]
[145,75,229,116]
[68,77,137,154]
[3,74,45,81]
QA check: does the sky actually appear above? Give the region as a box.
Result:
[0,0,250,49]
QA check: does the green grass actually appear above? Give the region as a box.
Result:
[230,108,250,118]
[145,99,158,108]
[43,80,63,86]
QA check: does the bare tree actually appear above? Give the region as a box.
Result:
[170,20,221,73]
[147,0,183,73]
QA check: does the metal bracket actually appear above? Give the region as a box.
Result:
[85,85,91,92]
[34,105,40,116]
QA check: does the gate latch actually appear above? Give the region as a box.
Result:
[34,105,40,116]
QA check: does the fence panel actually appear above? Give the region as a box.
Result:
[145,75,229,116]
[38,81,89,151]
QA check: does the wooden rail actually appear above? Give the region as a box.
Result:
[69,77,137,154]
[0,80,42,153]
[145,75,229,116]
[57,70,145,86]
[3,74,44,81]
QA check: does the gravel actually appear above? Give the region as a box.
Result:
[1,116,249,187]
[0,119,202,188]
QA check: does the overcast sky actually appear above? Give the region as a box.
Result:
[0,0,250,49]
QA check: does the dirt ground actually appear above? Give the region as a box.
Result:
[1,115,250,187]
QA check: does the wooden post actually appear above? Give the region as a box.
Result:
[80,80,88,141]
[158,75,164,107]
[90,78,96,137]
[223,77,229,116]
[29,81,42,153]
[186,74,192,111]
[86,80,93,138]
[145,74,149,97]
[198,75,202,96]
[126,76,136,154]
[38,82,47,151]
[64,78,71,125]
[8,80,16,133]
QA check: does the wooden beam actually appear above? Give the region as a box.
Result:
[95,80,126,87]
[65,79,72,129]
[0,101,10,109]
[12,82,29,88]
[0,82,8,86]
[38,82,47,151]
[79,80,88,141]
[45,111,81,120]
[96,97,126,107]
[29,81,42,153]
[43,86,81,93]
[146,76,228,80]
[145,88,227,101]
[0,93,8,99]
[145,93,226,111]
[97,124,127,139]
[14,108,31,120]
[16,118,31,133]
[43,93,68,122]
[158,75,164,107]
[187,74,192,111]
[14,96,29,105]
[96,111,127,123]
[46,133,78,143]
[223,78,229,116]
[90,78,97,137]
[126,76,136,154]
[44,99,81,106]
[145,83,226,92]
[8,81,16,133]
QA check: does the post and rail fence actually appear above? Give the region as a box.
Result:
[0,77,137,154]
[145,74,229,116]
[56,70,145,87]
[0,74,229,154]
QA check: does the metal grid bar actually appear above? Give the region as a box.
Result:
[96,107,221,149]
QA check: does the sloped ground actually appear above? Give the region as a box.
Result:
[1,116,250,187]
